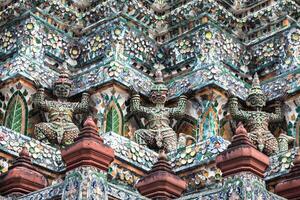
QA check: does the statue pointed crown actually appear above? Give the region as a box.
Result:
[246,73,267,107]
[248,73,264,97]
[54,73,72,86]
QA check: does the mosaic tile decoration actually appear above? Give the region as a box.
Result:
[169,136,230,172]
[103,131,158,171]
[0,126,64,171]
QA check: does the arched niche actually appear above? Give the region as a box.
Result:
[4,91,28,134]
[197,106,219,142]
[104,99,123,135]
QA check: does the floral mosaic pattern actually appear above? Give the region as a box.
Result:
[0,9,298,102]
[169,136,230,172]
[107,182,149,200]
[265,148,298,180]
[0,126,64,171]
[108,163,141,191]
[63,166,108,200]
[178,172,285,200]
[0,156,9,175]
[17,182,63,200]
[181,166,222,194]
[103,132,158,171]
[0,29,16,53]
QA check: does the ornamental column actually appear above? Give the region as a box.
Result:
[275,149,300,199]
[135,151,187,199]
[0,148,47,197]
[61,117,115,200]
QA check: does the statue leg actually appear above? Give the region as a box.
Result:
[61,124,79,145]
[134,129,156,148]
[34,123,56,144]
[249,132,259,149]
[63,127,80,145]
[264,133,279,156]
[162,131,177,152]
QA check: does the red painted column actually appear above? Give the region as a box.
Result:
[216,123,270,178]
[275,150,300,199]
[135,151,187,199]
[0,148,47,197]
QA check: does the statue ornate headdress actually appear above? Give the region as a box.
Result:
[246,73,267,108]
[150,64,168,104]
[54,73,72,87]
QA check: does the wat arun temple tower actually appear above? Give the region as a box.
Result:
[0,0,300,199]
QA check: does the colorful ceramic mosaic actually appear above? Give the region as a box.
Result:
[103,132,158,171]
[0,126,64,171]
[0,157,9,175]
[0,0,300,199]
[265,148,298,179]
[181,166,222,194]
[169,136,229,171]
[108,163,141,191]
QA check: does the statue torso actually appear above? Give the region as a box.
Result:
[144,107,171,130]
[245,111,270,132]
[46,101,77,123]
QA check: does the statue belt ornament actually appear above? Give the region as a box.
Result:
[148,127,174,133]
[145,118,170,124]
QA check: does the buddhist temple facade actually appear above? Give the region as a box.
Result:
[0,0,299,199]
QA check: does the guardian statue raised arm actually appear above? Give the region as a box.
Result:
[228,73,284,155]
[33,74,89,146]
[131,67,187,152]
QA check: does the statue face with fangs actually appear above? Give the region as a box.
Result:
[53,83,71,99]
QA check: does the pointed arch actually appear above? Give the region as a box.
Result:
[197,105,219,142]
[104,98,123,135]
[4,91,28,134]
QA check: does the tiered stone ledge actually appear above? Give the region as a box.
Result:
[0,148,47,197]
[136,151,187,199]
[61,117,115,172]
[216,123,269,178]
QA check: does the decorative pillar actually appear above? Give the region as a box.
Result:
[275,149,300,199]
[215,123,274,199]
[135,151,187,199]
[0,148,47,197]
[61,117,115,200]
